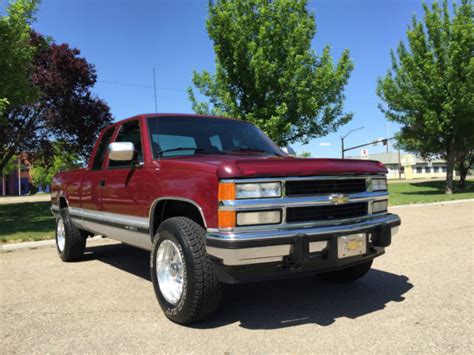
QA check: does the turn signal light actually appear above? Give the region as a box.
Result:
[218,183,236,201]
[218,210,236,229]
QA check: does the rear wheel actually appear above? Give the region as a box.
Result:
[318,260,373,283]
[150,217,222,324]
[56,208,86,261]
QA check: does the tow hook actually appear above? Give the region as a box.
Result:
[280,233,310,269]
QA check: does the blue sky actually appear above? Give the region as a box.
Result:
[30,0,434,158]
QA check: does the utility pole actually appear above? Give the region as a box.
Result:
[340,126,364,159]
[153,67,158,113]
[17,156,21,196]
[398,148,402,180]
[386,121,391,153]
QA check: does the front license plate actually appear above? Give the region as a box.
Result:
[337,233,367,258]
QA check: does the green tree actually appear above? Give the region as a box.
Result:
[188,0,354,146]
[30,143,79,188]
[0,0,40,118]
[299,151,312,158]
[377,0,474,194]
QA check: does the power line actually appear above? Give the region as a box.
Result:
[97,80,380,105]
[97,80,186,92]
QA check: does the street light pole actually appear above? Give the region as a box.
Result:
[341,137,345,159]
[340,126,364,159]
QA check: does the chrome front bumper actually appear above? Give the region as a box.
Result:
[206,213,401,266]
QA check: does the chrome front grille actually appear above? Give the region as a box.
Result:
[285,178,367,196]
[217,175,387,231]
[286,202,368,223]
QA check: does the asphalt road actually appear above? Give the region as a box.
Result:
[1,201,473,353]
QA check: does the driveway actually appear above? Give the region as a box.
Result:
[1,202,473,353]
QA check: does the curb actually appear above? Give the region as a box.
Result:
[389,198,474,209]
[1,239,56,253]
[0,236,104,253]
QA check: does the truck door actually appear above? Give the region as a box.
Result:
[101,119,147,216]
[80,126,115,233]
[100,119,150,249]
[81,127,115,211]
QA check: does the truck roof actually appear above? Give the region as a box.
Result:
[111,113,242,126]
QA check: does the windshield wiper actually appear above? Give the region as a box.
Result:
[155,147,229,156]
[230,148,276,155]
[155,147,204,156]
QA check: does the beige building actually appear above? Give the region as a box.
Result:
[348,152,454,180]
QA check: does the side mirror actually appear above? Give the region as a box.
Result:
[108,142,135,161]
[281,146,296,157]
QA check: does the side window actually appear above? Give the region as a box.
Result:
[108,120,143,168]
[91,128,115,171]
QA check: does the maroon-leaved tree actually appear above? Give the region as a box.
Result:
[0,32,112,171]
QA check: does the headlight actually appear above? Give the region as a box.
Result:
[372,178,387,191]
[236,182,281,199]
[372,200,388,213]
[236,210,281,226]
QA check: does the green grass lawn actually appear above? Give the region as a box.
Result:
[388,180,474,206]
[0,202,55,243]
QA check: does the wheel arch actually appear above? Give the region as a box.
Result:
[58,196,69,209]
[149,197,207,240]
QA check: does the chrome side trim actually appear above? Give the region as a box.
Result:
[207,213,400,242]
[67,207,149,240]
[84,220,152,251]
[219,191,388,210]
[80,208,148,229]
[148,196,207,229]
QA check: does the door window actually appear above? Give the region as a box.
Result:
[109,120,144,168]
[91,128,115,171]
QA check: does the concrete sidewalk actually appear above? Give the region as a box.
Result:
[0,193,51,205]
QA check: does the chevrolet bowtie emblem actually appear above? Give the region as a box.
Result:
[329,193,349,205]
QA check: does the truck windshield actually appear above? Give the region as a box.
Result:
[147,116,284,158]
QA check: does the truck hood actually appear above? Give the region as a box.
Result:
[157,154,387,178]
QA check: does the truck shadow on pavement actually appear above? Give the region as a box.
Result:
[84,242,413,330]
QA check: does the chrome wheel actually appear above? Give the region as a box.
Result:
[156,239,185,305]
[57,218,65,252]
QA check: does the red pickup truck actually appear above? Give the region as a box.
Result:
[51,114,400,324]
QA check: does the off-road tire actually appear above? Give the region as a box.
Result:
[150,217,222,324]
[56,208,86,261]
[318,260,373,283]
